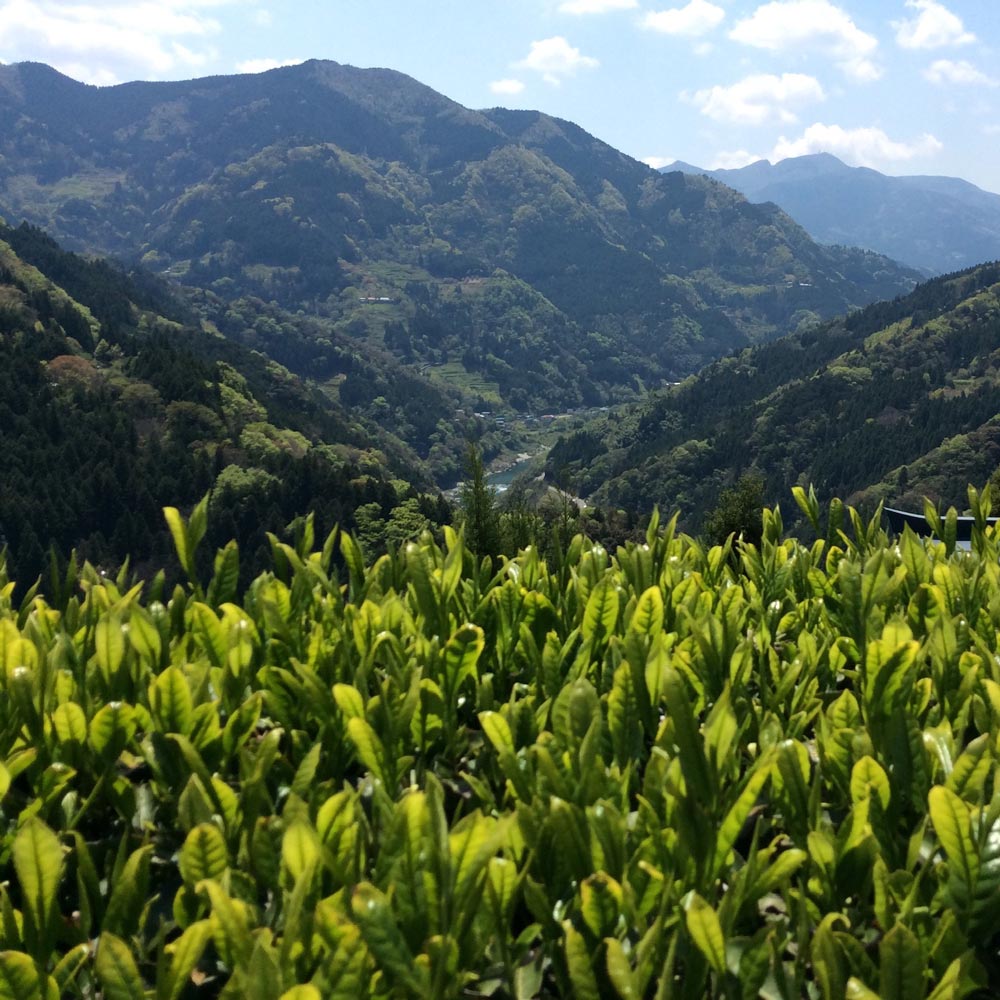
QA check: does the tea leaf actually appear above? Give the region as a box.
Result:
[157,920,211,1000]
[95,613,126,682]
[583,577,619,644]
[290,742,322,800]
[179,824,228,887]
[346,717,393,791]
[851,756,891,811]
[713,759,771,874]
[929,786,977,901]
[879,922,924,1000]
[50,702,87,745]
[606,937,639,999]
[580,872,623,940]
[150,666,194,736]
[12,818,63,961]
[662,668,711,798]
[350,883,427,992]
[51,943,90,993]
[88,701,137,760]
[684,892,726,975]
[201,880,253,968]
[631,586,664,638]
[94,932,145,1000]
[0,950,44,1000]
[443,623,484,698]
[845,979,882,1000]
[562,920,600,1000]
[280,988,322,1000]
[282,823,321,884]
[103,845,153,937]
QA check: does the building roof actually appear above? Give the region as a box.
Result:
[883,506,998,544]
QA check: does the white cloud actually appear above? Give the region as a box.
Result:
[557,0,637,13]
[236,57,304,75]
[642,0,724,37]
[730,1,881,82]
[895,0,974,50]
[687,72,824,125]
[252,9,271,27]
[924,59,997,86]
[983,124,1000,137]
[515,36,598,85]
[490,77,525,95]
[771,122,943,167]
[0,0,236,84]
[642,155,675,168]
[56,61,119,86]
[709,149,763,169]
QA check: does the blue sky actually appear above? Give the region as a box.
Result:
[1,1,998,191]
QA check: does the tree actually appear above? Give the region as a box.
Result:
[385,498,430,550]
[460,444,501,560]
[353,502,387,558]
[703,473,765,548]
[500,481,541,553]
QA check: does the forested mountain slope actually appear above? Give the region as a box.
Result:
[666,154,1000,276]
[0,222,449,582]
[549,263,1000,523]
[0,60,918,409]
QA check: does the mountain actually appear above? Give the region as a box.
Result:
[0,220,451,583]
[664,154,1000,276]
[548,262,1000,523]
[0,61,918,413]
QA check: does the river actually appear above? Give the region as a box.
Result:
[486,455,538,493]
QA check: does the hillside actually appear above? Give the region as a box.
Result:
[0,61,918,410]
[0,221,451,582]
[666,154,1000,276]
[549,262,1000,523]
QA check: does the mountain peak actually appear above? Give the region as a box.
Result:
[0,60,91,98]
[790,152,846,167]
[661,159,707,174]
[769,152,852,179]
[666,151,1000,273]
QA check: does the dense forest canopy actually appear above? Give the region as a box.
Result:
[0,221,453,583]
[550,261,1000,529]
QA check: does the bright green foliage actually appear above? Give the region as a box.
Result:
[3,493,1000,996]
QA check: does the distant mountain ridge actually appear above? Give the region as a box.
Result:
[663,153,1000,276]
[0,60,918,414]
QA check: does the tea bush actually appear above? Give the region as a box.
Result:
[1,487,999,998]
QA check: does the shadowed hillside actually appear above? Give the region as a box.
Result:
[550,262,1000,523]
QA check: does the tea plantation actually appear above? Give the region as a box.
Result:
[1,488,999,998]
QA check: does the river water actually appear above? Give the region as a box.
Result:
[486,455,537,493]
